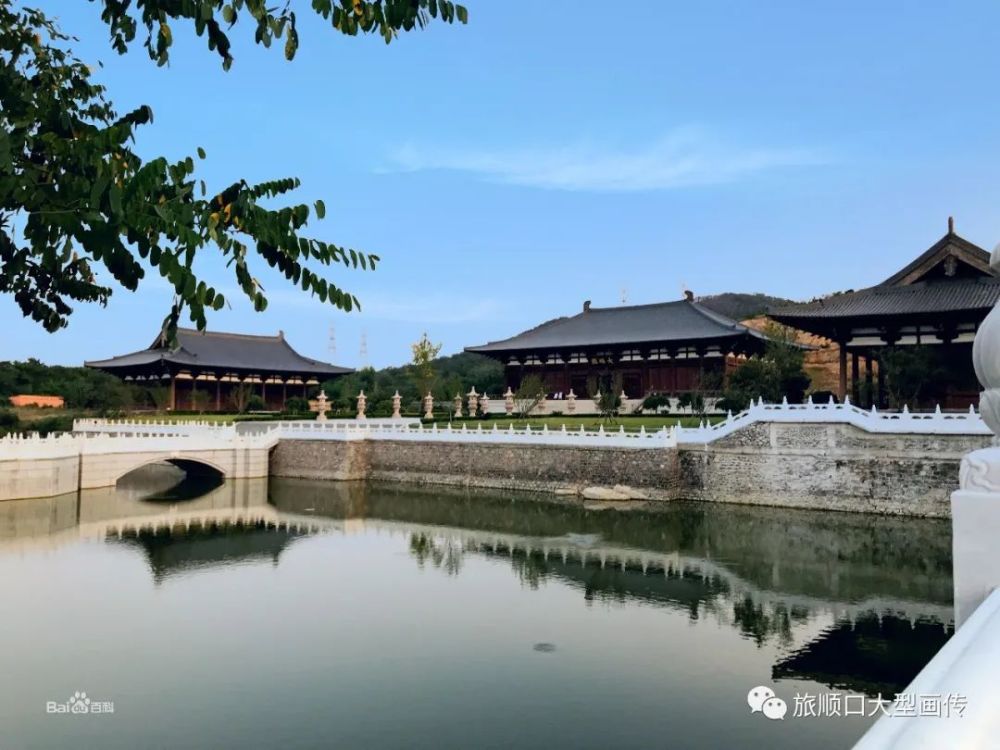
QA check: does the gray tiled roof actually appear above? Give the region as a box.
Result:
[466,299,767,353]
[86,328,351,376]
[770,277,1000,320]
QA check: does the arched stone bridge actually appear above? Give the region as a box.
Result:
[0,431,276,501]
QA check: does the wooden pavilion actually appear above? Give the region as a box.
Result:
[770,221,1000,409]
[465,293,777,397]
[86,328,351,411]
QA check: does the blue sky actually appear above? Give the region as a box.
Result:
[6,1,1000,368]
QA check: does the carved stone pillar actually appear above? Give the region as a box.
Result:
[391,390,401,420]
[356,390,367,420]
[954,244,1000,627]
[423,392,434,420]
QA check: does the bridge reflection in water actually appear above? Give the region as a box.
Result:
[0,467,953,701]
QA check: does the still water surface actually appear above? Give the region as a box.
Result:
[0,467,953,749]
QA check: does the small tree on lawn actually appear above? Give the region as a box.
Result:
[587,372,622,423]
[410,332,442,399]
[229,383,254,414]
[190,388,211,414]
[514,374,546,418]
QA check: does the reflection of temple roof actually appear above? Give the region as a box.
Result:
[113,524,307,584]
[269,479,954,609]
[773,613,953,697]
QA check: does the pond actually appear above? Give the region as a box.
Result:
[0,467,953,749]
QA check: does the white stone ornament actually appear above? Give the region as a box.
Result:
[314,389,329,421]
[423,392,434,420]
[391,390,401,420]
[974,244,1000,436]
[356,390,367,420]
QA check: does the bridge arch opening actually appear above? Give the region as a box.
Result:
[115,459,226,502]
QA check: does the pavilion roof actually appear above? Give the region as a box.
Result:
[770,230,1000,324]
[85,328,352,377]
[465,298,770,354]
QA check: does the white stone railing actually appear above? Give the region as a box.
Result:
[69,400,989,452]
[73,418,239,437]
[676,396,989,445]
[268,419,678,449]
[0,432,84,460]
[4,428,278,461]
[853,587,1000,748]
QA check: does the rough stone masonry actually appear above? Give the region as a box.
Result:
[268,421,991,518]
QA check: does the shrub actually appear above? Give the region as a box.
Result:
[284,396,311,414]
[247,395,267,411]
[642,393,671,412]
[24,415,74,435]
[0,409,19,435]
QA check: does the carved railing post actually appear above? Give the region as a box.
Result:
[954,243,1000,626]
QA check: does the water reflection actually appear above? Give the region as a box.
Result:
[0,470,955,749]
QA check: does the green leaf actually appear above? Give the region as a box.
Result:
[197,146,206,159]
[109,185,122,216]
[314,199,326,219]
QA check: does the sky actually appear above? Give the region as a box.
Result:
[6,1,1000,369]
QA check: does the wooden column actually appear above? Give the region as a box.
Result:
[864,355,874,408]
[169,374,176,411]
[261,377,267,407]
[215,377,221,411]
[877,355,886,408]
[838,342,848,402]
[851,351,860,404]
[282,379,288,409]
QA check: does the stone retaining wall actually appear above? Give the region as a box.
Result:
[679,422,991,518]
[0,454,79,502]
[269,439,681,500]
[269,422,991,517]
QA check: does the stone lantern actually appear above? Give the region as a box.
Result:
[479,392,490,416]
[391,390,402,420]
[467,387,478,418]
[504,387,515,415]
[453,393,463,418]
[423,392,434,420]
[620,389,629,415]
[314,389,329,422]
[567,389,577,414]
[356,390,367,420]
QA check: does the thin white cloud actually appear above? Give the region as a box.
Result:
[384,127,826,192]
[213,285,501,324]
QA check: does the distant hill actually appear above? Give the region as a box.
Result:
[697,292,797,321]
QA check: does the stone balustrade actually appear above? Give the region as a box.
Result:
[678,397,988,445]
[267,419,678,448]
